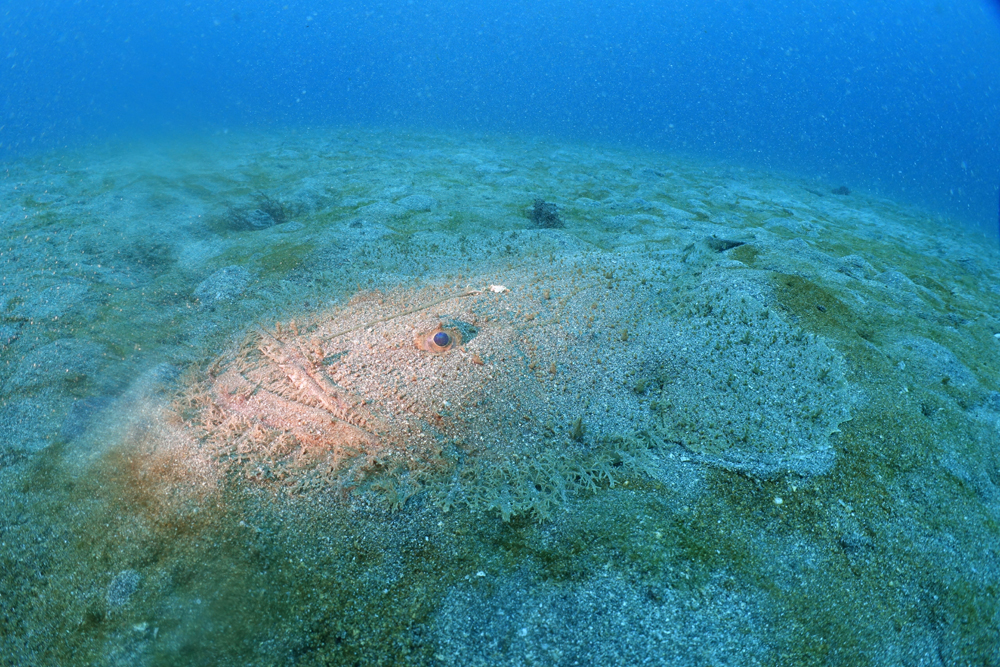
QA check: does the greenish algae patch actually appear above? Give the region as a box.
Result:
[214,238,318,278]
[86,277,199,355]
[728,243,760,266]
[249,240,318,277]
[771,269,1000,399]
[772,273,873,343]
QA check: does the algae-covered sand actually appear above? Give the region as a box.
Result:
[1,128,999,665]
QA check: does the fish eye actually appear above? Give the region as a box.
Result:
[415,325,461,353]
[433,331,451,347]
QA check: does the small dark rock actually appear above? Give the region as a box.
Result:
[838,531,873,554]
[529,199,564,229]
[644,584,668,603]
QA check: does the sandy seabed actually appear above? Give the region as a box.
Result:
[1,127,999,666]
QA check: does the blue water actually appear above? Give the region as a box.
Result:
[3,0,999,236]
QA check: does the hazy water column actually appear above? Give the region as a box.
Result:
[0,0,998,233]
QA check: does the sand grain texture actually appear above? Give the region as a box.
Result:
[181,251,854,517]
